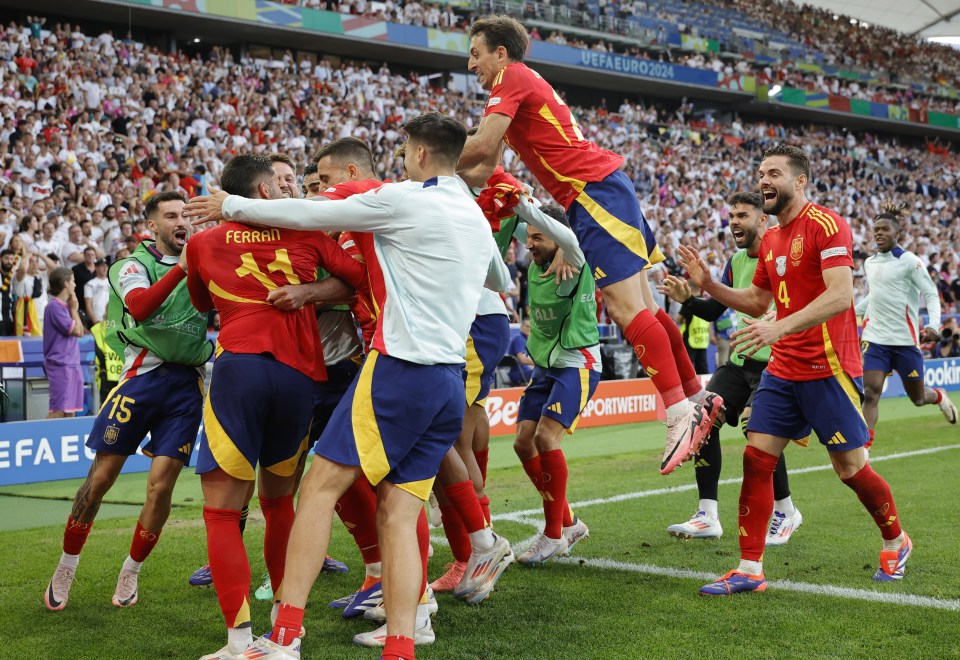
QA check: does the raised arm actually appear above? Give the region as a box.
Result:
[457,113,512,179]
[677,244,771,318]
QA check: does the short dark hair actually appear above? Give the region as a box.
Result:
[48,267,73,295]
[403,113,467,168]
[144,190,186,221]
[312,137,376,175]
[303,162,318,176]
[268,152,298,173]
[470,15,529,62]
[540,204,570,228]
[727,191,763,209]
[219,154,276,198]
[762,144,809,179]
[0,248,14,259]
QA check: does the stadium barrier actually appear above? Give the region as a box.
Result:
[2,359,958,486]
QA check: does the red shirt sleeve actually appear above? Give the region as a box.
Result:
[752,234,772,291]
[816,211,855,270]
[315,233,369,296]
[484,64,529,119]
[185,239,215,313]
[124,265,188,321]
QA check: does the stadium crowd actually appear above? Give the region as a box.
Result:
[0,15,957,343]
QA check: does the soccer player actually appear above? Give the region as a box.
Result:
[301,162,325,197]
[857,202,957,440]
[185,155,368,660]
[458,15,719,476]
[659,192,801,546]
[184,113,511,660]
[510,200,598,565]
[43,191,213,612]
[429,164,518,596]
[188,155,351,592]
[679,145,912,595]
[273,139,387,618]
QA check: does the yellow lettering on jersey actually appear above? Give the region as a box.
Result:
[268,249,301,285]
[236,252,277,291]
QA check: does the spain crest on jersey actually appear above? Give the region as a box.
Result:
[104,424,120,445]
[790,235,804,264]
[775,256,787,276]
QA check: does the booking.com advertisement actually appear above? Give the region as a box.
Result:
[2,359,959,487]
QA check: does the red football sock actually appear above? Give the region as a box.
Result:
[271,602,305,647]
[63,516,93,556]
[129,520,161,562]
[478,494,492,527]
[521,455,542,491]
[655,307,702,398]
[260,494,295,595]
[336,476,381,564]
[738,446,779,562]
[842,464,902,540]
[474,448,489,485]
[934,389,943,404]
[539,449,569,539]
[623,310,685,407]
[562,502,574,528]
[439,502,471,562]
[203,506,251,628]
[442,481,486,534]
[382,635,415,660]
[865,428,875,450]
[417,508,429,600]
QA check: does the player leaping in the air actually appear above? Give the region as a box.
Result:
[457,15,720,475]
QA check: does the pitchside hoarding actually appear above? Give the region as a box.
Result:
[2,360,958,486]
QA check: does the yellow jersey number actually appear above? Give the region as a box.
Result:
[777,281,791,309]
[235,249,301,291]
[107,395,135,424]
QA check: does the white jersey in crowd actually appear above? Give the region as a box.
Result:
[512,196,602,372]
[855,245,942,347]
[222,176,511,365]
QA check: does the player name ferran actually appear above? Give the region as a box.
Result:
[225,229,281,244]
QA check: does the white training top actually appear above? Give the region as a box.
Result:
[855,246,942,347]
[223,176,511,365]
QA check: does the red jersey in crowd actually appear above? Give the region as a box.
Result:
[484,62,623,209]
[186,222,367,381]
[753,201,862,381]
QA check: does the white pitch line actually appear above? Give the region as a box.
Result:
[492,443,960,523]
[552,556,960,612]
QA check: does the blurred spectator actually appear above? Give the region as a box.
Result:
[83,258,110,326]
[0,248,16,335]
[72,247,97,328]
[43,267,85,418]
[939,318,960,358]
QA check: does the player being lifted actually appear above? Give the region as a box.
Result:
[458,15,720,475]
[679,145,911,595]
[856,202,957,444]
[44,191,213,612]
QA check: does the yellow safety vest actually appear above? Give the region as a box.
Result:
[92,322,124,386]
[680,315,710,350]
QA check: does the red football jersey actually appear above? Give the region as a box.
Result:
[484,62,623,210]
[752,202,862,381]
[321,179,388,351]
[186,222,367,381]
